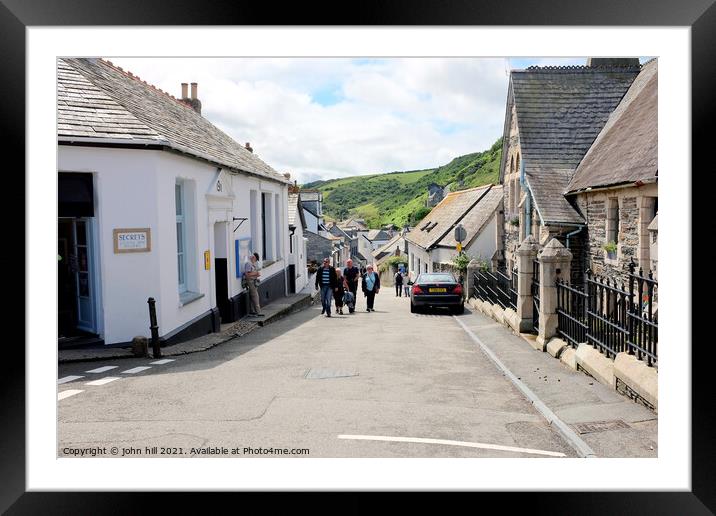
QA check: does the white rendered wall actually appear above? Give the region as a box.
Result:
[59,146,289,345]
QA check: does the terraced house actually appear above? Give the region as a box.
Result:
[498,57,648,283]
[58,58,297,348]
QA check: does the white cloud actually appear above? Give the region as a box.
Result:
[110,57,513,184]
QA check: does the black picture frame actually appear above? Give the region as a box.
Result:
[5,0,713,513]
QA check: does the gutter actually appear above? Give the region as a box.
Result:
[564,177,658,196]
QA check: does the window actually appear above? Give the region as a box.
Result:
[607,198,619,245]
[176,182,187,293]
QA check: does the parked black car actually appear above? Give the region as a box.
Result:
[409,272,464,314]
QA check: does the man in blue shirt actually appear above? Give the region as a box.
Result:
[315,257,339,317]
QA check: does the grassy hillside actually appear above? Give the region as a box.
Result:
[304,137,502,228]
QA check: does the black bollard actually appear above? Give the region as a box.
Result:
[148,297,161,358]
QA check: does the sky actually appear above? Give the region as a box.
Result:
[110,57,649,185]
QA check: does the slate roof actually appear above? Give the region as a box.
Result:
[566,60,657,193]
[372,233,403,258]
[58,58,288,184]
[503,64,640,224]
[365,229,390,241]
[288,193,307,230]
[439,185,503,248]
[405,184,498,251]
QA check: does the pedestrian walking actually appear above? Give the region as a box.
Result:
[343,259,360,305]
[315,257,339,317]
[334,267,346,315]
[243,253,264,317]
[362,264,381,312]
[403,270,411,297]
[394,268,404,297]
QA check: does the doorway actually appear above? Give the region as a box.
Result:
[58,217,97,338]
[213,222,230,323]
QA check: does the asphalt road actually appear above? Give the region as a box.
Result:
[58,292,578,458]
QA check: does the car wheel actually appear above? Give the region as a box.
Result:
[410,302,416,314]
[451,304,464,315]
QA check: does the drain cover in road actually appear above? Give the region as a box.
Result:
[304,368,359,379]
[573,420,631,434]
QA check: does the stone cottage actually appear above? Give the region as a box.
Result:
[565,59,658,285]
[498,58,642,283]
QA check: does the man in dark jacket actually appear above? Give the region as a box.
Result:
[315,257,339,317]
[394,269,404,297]
[343,259,360,303]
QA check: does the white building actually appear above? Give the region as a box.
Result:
[58,58,294,347]
[288,193,309,293]
[405,184,503,276]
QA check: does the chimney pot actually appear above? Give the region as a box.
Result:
[190,82,198,100]
[181,83,188,99]
[245,142,253,153]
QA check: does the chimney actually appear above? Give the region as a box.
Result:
[245,142,253,153]
[179,82,202,115]
[283,172,291,180]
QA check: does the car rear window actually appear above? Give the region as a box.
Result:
[418,274,455,283]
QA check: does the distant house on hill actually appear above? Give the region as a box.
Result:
[498,58,642,282]
[406,184,503,276]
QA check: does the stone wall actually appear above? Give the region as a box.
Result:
[573,183,657,286]
[305,231,334,264]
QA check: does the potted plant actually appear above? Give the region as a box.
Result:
[603,241,618,260]
[509,216,519,227]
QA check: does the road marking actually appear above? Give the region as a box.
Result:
[337,435,566,457]
[150,359,175,365]
[58,389,83,400]
[86,366,118,374]
[85,376,120,386]
[453,316,597,458]
[121,366,152,374]
[58,375,84,384]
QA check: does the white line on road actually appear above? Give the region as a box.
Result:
[85,376,120,386]
[58,375,84,384]
[453,315,597,458]
[121,366,152,374]
[86,366,118,374]
[58,390,83,400]
[337,435,566,457]
[150,359,175,365]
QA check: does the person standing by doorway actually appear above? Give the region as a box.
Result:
[244,253,264,317]
[362,264,380,312]
[315,257,338,317]
[403,270,411,297]
[343,259,360,304]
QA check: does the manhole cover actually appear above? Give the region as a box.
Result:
[573,420,631,434]
[304,368,359,379]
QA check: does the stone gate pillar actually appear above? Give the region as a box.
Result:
[466,259,482,300]
[537,238,572,350]
[515,236,539,333]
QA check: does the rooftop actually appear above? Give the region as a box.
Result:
[58,58,287,183]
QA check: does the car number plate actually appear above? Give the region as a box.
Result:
[429,287,447,293]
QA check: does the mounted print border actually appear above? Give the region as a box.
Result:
[7,0,714,513]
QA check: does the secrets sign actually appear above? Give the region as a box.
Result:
[113,228,151,253]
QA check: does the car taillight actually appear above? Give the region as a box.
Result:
[453,284,463,295]
[412,285,423,294]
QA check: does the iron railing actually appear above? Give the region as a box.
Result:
[472,267,517,311]
[556,259,658,367]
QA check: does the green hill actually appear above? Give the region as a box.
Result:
[303,137,502,228]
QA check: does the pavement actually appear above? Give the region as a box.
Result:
[58,292,316,363]
[57,291,656,458]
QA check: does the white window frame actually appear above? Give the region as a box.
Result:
[176,182,187,293]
